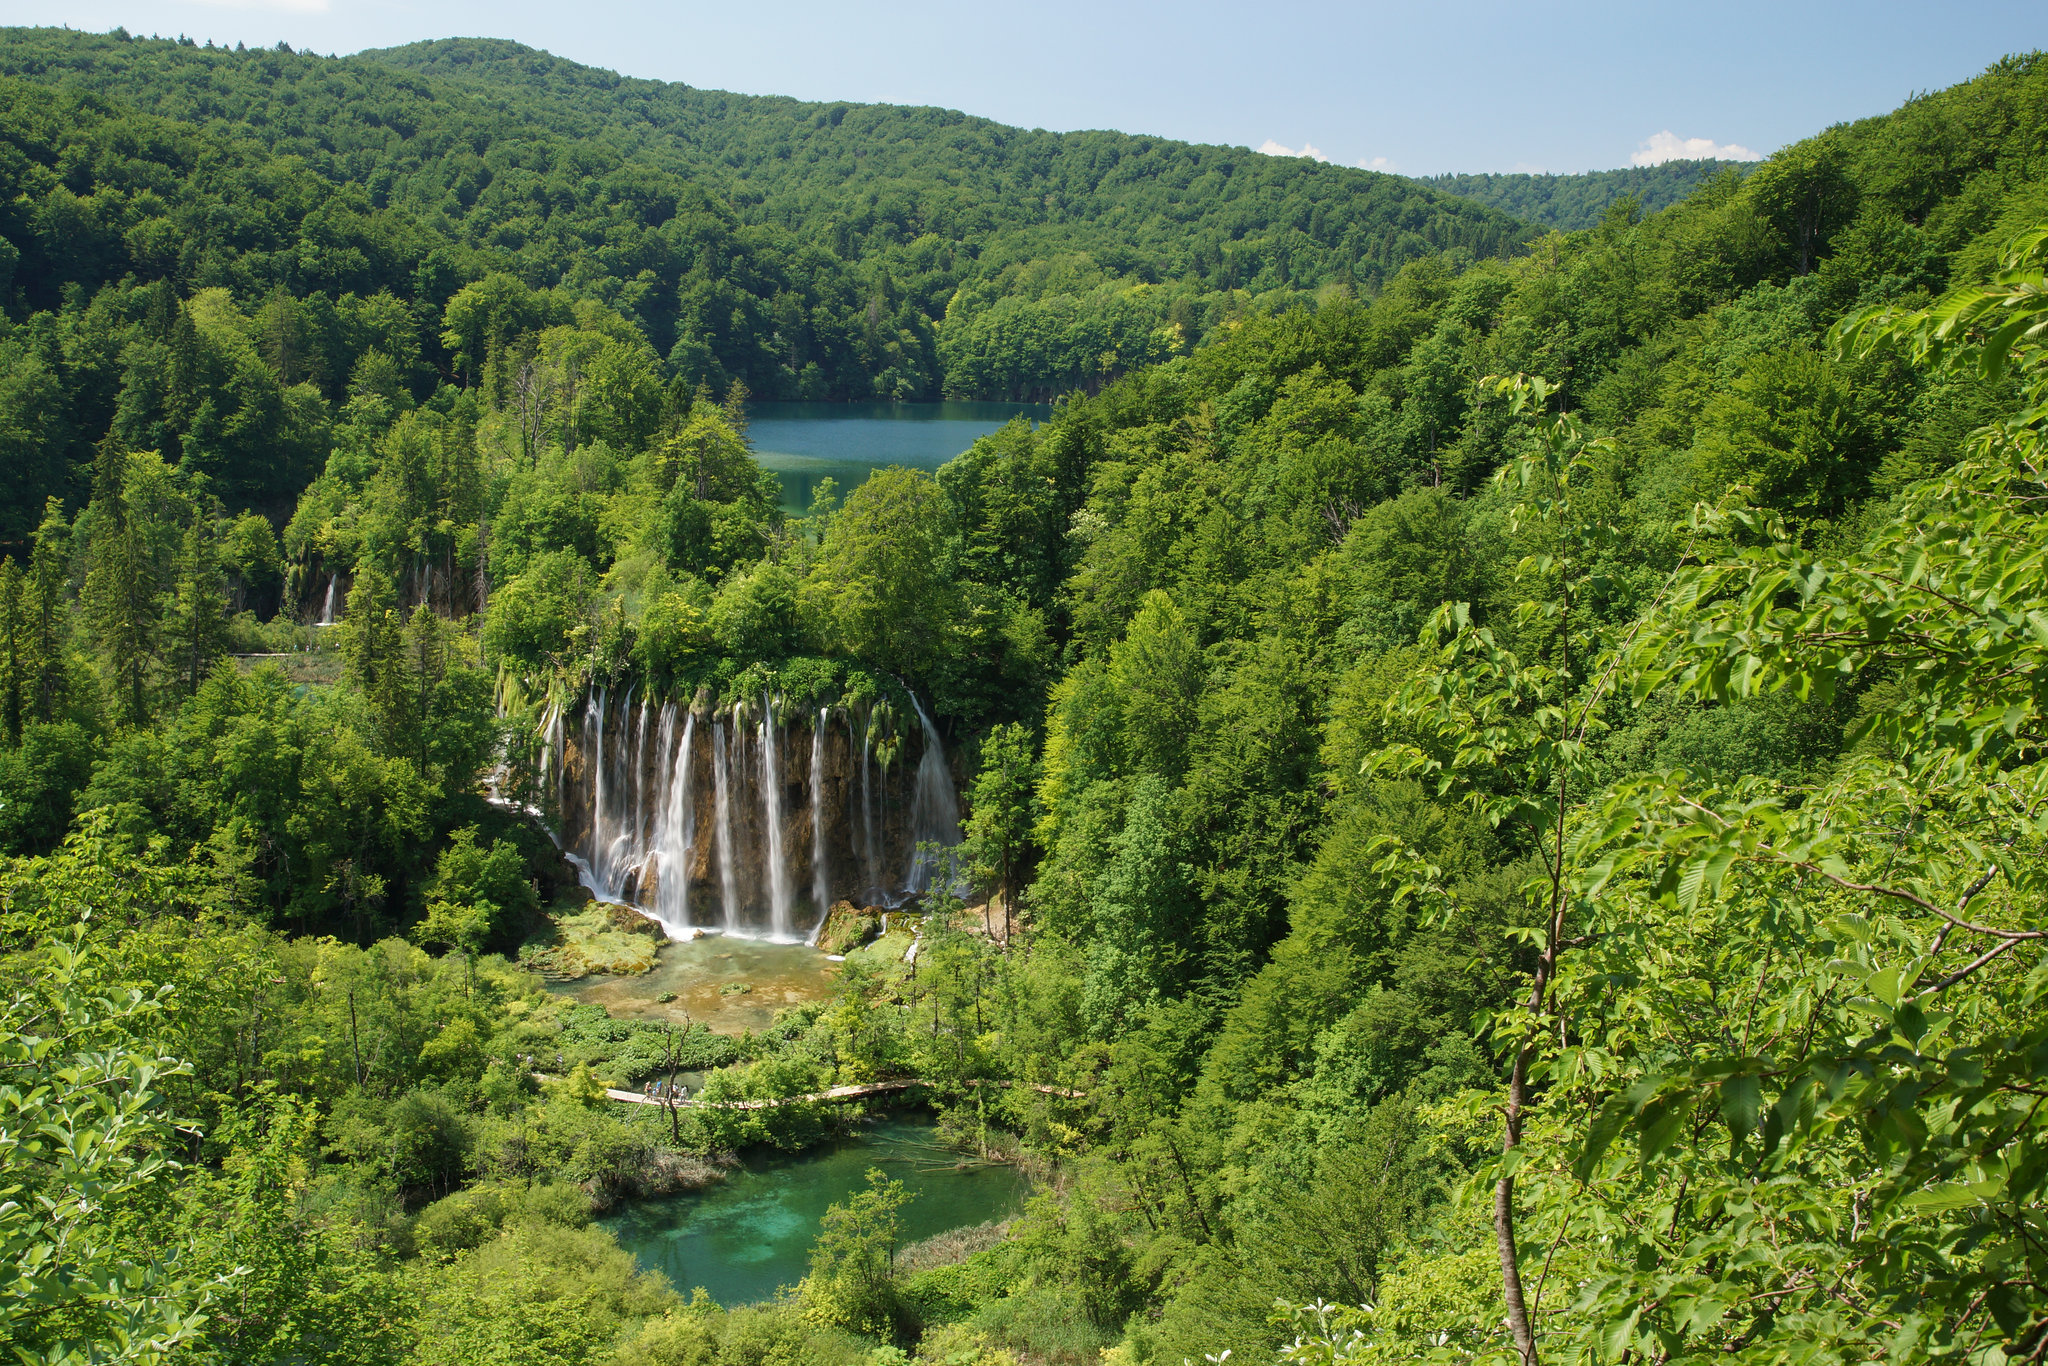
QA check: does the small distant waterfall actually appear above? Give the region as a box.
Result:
[759,695,793,938]
[549,685,964,939]
[904,693,964,894]
[809,707,830,937]
[712,720,739,931]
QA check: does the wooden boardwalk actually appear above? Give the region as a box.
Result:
[608,1078,922,1110]
[557,1075,1084,1111]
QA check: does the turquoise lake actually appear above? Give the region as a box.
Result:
[749,401,1052,515]
[604,1114,1028,1305]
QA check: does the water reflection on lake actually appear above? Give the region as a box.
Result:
[749,401,1051,515]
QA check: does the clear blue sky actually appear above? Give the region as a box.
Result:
[10,1,2046,174]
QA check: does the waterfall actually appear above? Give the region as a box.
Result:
[585,688,609,889]
[599,686,638,896]
[546,702,565,818]
[858,712,878,901]
[712,719,739,932]
[758,695,794,938]
[540,681,966,933]
[650,702,674,904]
[654,710,696,935]
[584,685,647,900]
[903,692,963,895]
[654,702,674,842]
[809,707,830,937]
[632,694,652,865]
[317,575,338,626]
[534,700,556,810]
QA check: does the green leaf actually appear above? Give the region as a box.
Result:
[1700,844,1738,900]
[1576,1095,1634,1181]
[1719,1073,1762,1140]
[1637,1092,1696,1163]
[1597,1308,1642,1363]
[1675,855,1708,912]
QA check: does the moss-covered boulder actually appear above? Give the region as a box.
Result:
[518,902,663,980]
[817,900,883,955]
[604,902,663,938]
[843,926,917,985]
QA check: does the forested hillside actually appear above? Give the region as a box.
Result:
[0,27,1526,532]
[1417,159,1740,229]
[5,30,2048,1366]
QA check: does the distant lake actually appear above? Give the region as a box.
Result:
[747,401,1052,516]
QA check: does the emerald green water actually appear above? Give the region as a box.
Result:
[750,401,1051,515]
[604,1114,1027,1304]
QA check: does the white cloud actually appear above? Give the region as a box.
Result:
[185,0,331,12]
[1259,139,1329,163]
[1631,131,1759,166]
[1356,155,1396,172]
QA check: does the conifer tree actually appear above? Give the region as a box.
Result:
[437,402,485,614]
[0,558,24,745]
[255,284,303,384]
[339,566,403,735]
[164,299,202,452]
[163,517,227,697]
[398,604,449,775]
[81,440,157,726]
[26,498,70,726]
[721,376,750,440]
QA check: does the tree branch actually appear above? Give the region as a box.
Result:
[1795,863,2042,939]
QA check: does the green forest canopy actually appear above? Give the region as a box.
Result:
[0,26,1527,514]
[1416,158,1746,230]
[0,23,1539,528]
[4,33,2048,1366]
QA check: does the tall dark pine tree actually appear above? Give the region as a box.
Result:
[439,402,485,616]
[82,440,157,726]
[399,604,449,776]
[164,298,203,452]
[339,567,406,750]
[26,498,70,726]
[163,518,228,696]
[0,559,24,745]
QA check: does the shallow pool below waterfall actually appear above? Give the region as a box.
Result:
[749,401,1051,516]
[604,1114,1029,1305]
[545,935,841,1034]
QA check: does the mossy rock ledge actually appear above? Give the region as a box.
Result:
[518,901,664,980]
[816,900,885,955]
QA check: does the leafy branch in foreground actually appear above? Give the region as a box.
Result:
[1367,372,1629,1366]
[0,924,235,1365]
